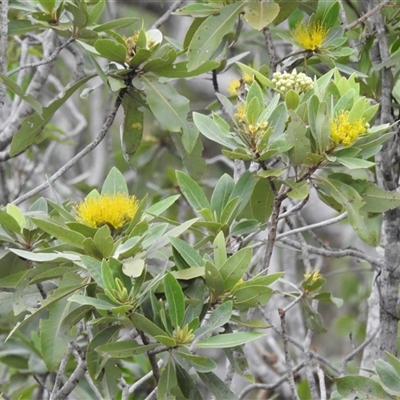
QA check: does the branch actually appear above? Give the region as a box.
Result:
[276,212,348,240]
[339,326,380,376]
[344,0,391,31]
[151,0,186,29]
[262,26,277,75]
[258,305,340,375]
[8,37,75,77]
[138,330,160,383]
[278,308,300,400]
[303,300,318,400]
[238,360,305,399]
[10,93,123,206]
[50,360,87,400]
[275,236,383,270]
[318,364,327,400]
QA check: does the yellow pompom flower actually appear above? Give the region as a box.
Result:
[292,21,329,51]
[74,193,139,229]
[330,111,368,147]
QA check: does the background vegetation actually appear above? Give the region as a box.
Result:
[1,0,400,399]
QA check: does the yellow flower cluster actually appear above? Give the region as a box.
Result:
[74,193,139,230]
[330,111,368,147]
[292,21,329,51]
[174,324,194,345]
[227,72,253,96]
[304,269,322,283]
[272,70,313,94]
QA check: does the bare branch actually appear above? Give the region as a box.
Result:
[339,326,380,376]
[276,212,348,240]
[151,0,186,29]
[10,93,123,206]
[8,37,75,77]
[317,364,327,400]
[279,308,300,400]
[263,26,277,75]
[345,0,391,31]
[238,360,305,399]
[275,236,383,270]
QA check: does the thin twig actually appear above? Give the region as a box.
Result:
[238,360,305,399]
[279,308,300,400]
[339,326,380,376]
[10,93,123,206]
[344,0,391,31]
[8,37,75,77]
[279,198,309,219]
[275,236,383,271]
[151,0,186,29]
[303,300,318,400]
[276,212,348,240]
[258,306,340,375]
[126,360,163,397]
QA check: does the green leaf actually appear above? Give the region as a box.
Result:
[10,75,94,156]
[220,197,240,226]
[195,301,232,338]
[164,272,185,329]
[193,112,239,149]
[92,17,138,32]
[94,225,114,259]
[187,2,245,71]
[0,73,42,116]
[172,267,205,280]
[251,178,274,223]
[335,376,395,399]
[0,209,21,238]
[175,350,217,373]
[130,312,169,338]
[197,372,239,400]
[220,247,252,290]
[308,95,330,154]
[169,236,205,267]
[68,295,116,310]
[96,341,158,358]
[122,258,145,279]
[176,170,210,212]
[205,261,225,300]
[285,89,300,110]
[152,60,220,78]
[243,2,280,30]
[101,166,128,195]
[228,171,257,215]
[121,90,143,163]
[173,2,222,17]
[40,298,70,371]
[375,359,400,394]
[196,332,263,349]
[157,359,177,400]
[236,62,273,88]
[213,231,227,269]
[286,112,310,166]
[94,38,127,63]
[385,352,400,377]
[31,217,86,248]
[359,182,400,213]
[145,195,180,220]
[335,156,375,170]
[231,277,274,309]
[175,363,203,399]
[139,76,198,153]
[87,0,105,25]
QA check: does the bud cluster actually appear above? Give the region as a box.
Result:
[272,70,313,94]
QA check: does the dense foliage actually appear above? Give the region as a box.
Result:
[1,0,400,399]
